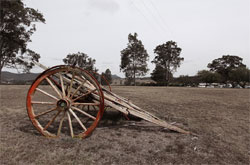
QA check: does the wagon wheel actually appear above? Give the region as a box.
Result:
[26,65,105,138]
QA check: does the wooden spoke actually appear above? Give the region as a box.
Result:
[32,101,55,105]
[75,75,86,82]
[75,75,95,89]
[57,111,66,136]
[43,110,61,131]
[81,105,85,111]
[72,102,99,106]
[73,77,87,86]
[72,89,97,102]
[35,107,57,118]
[66,111,74,137]
[70,80,86,99]
[36,88,59,100]
[92,100,101,108]
[92,105,97,111]
[67,72,75,97]
[71,106,96,120]
[45,77,62,98]
[69,108,87,131]
[59,73,66,97]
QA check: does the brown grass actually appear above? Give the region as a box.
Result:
[0,85,249,164]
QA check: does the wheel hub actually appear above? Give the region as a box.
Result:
[57,99,69,110]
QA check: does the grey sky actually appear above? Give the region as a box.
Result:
[13,0,249,77]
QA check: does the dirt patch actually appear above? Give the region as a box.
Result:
[0,85,249,164]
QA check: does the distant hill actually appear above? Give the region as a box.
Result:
[1,71,40,82]
[111,74,121,79]
[1,71,121,84]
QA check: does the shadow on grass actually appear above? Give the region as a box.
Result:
[19,111,179,136]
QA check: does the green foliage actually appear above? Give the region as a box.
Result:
[101,69,112,85]
[120,33,149,85]
[151,65,172,83]
[151,41,183,85]
[63,52,98,72]
[175,75,195,86]
[171,75,200,87]
[0,0,45,77]
[177,75,191,85]
[197,70,222,83]
[229,67,250,84]
[207,55,246,82]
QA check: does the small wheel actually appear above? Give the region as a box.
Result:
[26,65,105,138]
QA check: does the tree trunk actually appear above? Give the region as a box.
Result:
[133,68,136,86]
[0,37,3,83]
[165,70,168,86]
[167,70,170,85]
[0,57,3,83]
[0,68,2,83]
[165,61,169,86]
[133,54,136,86]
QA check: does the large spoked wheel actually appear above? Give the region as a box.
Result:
[26,65,105,138]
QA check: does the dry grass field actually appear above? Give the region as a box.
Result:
[0,85,249,164]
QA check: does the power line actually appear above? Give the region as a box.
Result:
[128,0,176,42]
[128,0,160,34]
[140,0,169,35]
[147,0,175,39]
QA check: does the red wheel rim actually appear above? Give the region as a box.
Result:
[26,65,105,138]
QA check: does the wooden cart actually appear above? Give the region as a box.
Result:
[26,61,190,138]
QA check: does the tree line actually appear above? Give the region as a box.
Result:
[120,32,184,86]
[1,0,249,88]
[120,33,249,87]
[183,55,249,88]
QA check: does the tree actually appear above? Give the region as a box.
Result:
[63,52,98,72]
[207,55,246,82]
[152,41,183,85]
[197,70,222,83]
[175,75,193,86]
[0,0,45,81]
[229,67,250,87]
[151,65,172,84]
[101,69,112,85]
[120,33,149,86]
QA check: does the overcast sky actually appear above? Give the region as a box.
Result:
[9,0,249,77]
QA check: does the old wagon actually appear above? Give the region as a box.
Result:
[24,60,190,138]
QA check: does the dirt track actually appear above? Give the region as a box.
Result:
[0,85,249,164]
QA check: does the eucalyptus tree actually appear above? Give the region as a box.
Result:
[63,52,98,72]
[120,33,149,85]
[208,55,246,82]
[0,0,45,80]
[151,41,183,85]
